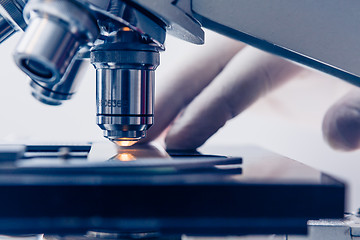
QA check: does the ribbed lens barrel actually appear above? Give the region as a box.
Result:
[91,30,160,142]
[30,58,88,106]
[96,68,154,140]
[14,17,82,83]
[0,15,15,44]
[13,0,98,83]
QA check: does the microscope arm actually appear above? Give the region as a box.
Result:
[133,0,360,87]
[191,0,360,86]
[194,1,360,87]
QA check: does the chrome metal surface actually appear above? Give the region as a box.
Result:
[97,69,154,115]
[88,141,170,162]
[79,0,166,48]
[15,17,81,82]
[0,0,26,31]
[286,213,360,240]
[130,0,204,44]
[96,68,154,141]
[30,58,88,106]
[0,15,14,43]
[22,0,99,40]
[14,0,99,83]
[0,0,25,43]
[91,29,160,142]
[11,0,166,141]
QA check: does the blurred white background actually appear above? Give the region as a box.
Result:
[0,30,359,211]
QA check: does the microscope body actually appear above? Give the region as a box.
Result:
[0,0,358,143]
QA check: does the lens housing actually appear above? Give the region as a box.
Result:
[0,15,15,43]
[0,0,26,44]
[14,0,98,83]
[96,68,155,140]
[91,31,160,142]
[30,57,88,106]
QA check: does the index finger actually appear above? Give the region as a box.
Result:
[142,32,245,143]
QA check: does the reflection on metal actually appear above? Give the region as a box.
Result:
[88,142,170,162]
[115,140,138,147]
[113,143,170,160]
[116,153,136,161]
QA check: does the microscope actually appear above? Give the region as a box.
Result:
[0,0,163,145]
[0,1,357,239]
[1,0,359,145]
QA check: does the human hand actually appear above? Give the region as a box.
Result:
[142,32,360,151]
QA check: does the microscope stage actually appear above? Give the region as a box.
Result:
[0,143,345,237]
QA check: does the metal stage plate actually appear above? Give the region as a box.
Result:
[0,142,345,237]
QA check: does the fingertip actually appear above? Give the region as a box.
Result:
[138,124,168,145]
[323,92,360,151]
[164,126,201,151]
[164,115,216,150]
